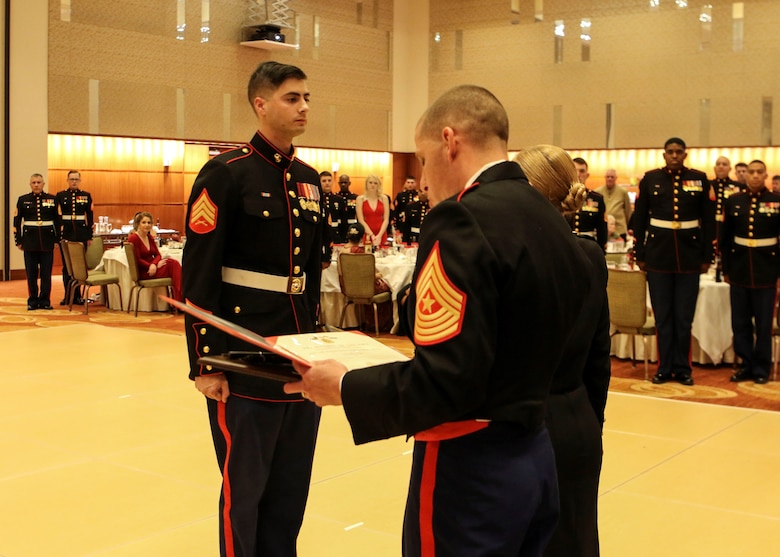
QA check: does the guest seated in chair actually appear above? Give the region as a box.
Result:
[338,223,392,331]
[127,211,183,301]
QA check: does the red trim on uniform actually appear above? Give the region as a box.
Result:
[415,420,489,441]
[456,181,480,202]
[217,402,236,557]
[419,440,440,557]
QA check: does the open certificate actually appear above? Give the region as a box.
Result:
[272,332,409,370]
[162,296,408,376]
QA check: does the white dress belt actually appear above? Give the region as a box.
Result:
[734,236,778,248]
[221,266,306,295]
[62,215,86,221]
[649,218,699,230]
[24,220,55,226]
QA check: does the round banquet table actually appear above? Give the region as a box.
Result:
[320,251,416,330]
[610,272,734,365]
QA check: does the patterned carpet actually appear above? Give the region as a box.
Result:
[3,277,779,412]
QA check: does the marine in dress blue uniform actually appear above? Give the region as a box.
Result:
[182,62,324,557]
[569,190,607,249]
[286,86,591,557]
[632,137,714,385]
[403,192,429,244]
[13,174,60,310]
[719,160,780,384]
[55,171,94,304]
[336,174,358,242]
[710,155,744,266]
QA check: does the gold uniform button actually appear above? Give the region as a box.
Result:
[294,266,301,274]
[286,172,292,181]
[294,228,301,237]
[203,346,210,354]
[263,210,270,217]
[206,365,213,371]
[294,247,301,255]
[749,217,754,222]
[313,215,318,222]
[674,206,679,211]
[293,209,300,217]
[234,306,241,314]
[242,147,249,153]
[289,191,297,198]
[200,327,207,335]
[674,198,679,203]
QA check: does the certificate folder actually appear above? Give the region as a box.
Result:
[162,296,409,381]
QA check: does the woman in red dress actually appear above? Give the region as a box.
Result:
[356,174,390,248]
[127,211,183,301]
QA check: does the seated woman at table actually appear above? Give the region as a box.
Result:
[127,211,183,302]
[356,174,390,248]
[338,223,390,293]
[514,145,610,557]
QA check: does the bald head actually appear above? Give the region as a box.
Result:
[714,156,731,180]
[417,85,509,147]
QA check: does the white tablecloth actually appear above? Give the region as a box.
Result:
[101,247,183,312]
[319,253,416,329]
[611,273,734,365]
[102,247,416,322]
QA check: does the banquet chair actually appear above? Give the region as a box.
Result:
[65,241,122,315]
[607,268,656,380]
[338,253,392,337]
[123,242,173,317]
[85,235,105,271]
[59,240,77,307]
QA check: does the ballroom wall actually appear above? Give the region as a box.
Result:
[429,0,780,149]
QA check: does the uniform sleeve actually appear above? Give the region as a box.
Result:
[182,160,238,379]
[719,197,735,277]
[12,198,22,245]
[597,197,608,248]
[582,257,611,427]
[623,188,634,229]
[632,175,651,262]
[86,193,94,239]
[341,200,499,443]
[698,174,716,264]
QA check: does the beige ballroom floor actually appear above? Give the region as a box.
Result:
[2,322,779,556]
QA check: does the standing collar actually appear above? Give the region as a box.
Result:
[249,131,295,170]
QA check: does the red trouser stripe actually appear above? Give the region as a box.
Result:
[419,440,439,557]
[217,402,235,557]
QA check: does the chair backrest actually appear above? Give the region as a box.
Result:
[338,253,378,299]
[60,239,74,279]
[65,241,89,282]
[85,236,104,270]
[123,242,141,283]
[607,268,649,328]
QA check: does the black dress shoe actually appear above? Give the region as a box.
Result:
[730,368,753,382]
[675,374,694,386]
[754,376,769,385]
[651,372,672,384]
[73,298,85,305]
[59,299,68,306]
[27,303,37,311]
[38,304,53,310]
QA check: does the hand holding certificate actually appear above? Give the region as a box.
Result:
[162,296,408,396]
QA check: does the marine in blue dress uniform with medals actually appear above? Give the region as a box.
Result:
[55,170,94,304]
[633,137,714,385]
[720,160,780,384]
[182,61,324,557]
[13,174,60,310]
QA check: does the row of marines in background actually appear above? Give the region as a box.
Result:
[12,170,94,310]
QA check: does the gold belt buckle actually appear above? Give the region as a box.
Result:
[288,276,303,294]
[671,221,681,230]
[747,239,757,247]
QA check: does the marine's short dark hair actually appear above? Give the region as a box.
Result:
[664,137,686,150]
[247,61,307,106]
[319,170,332,178]
[572,157,588,169]
[418,85,509,145]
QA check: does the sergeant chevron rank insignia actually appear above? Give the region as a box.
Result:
[189,189,218,234]
[414,241,466,346]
